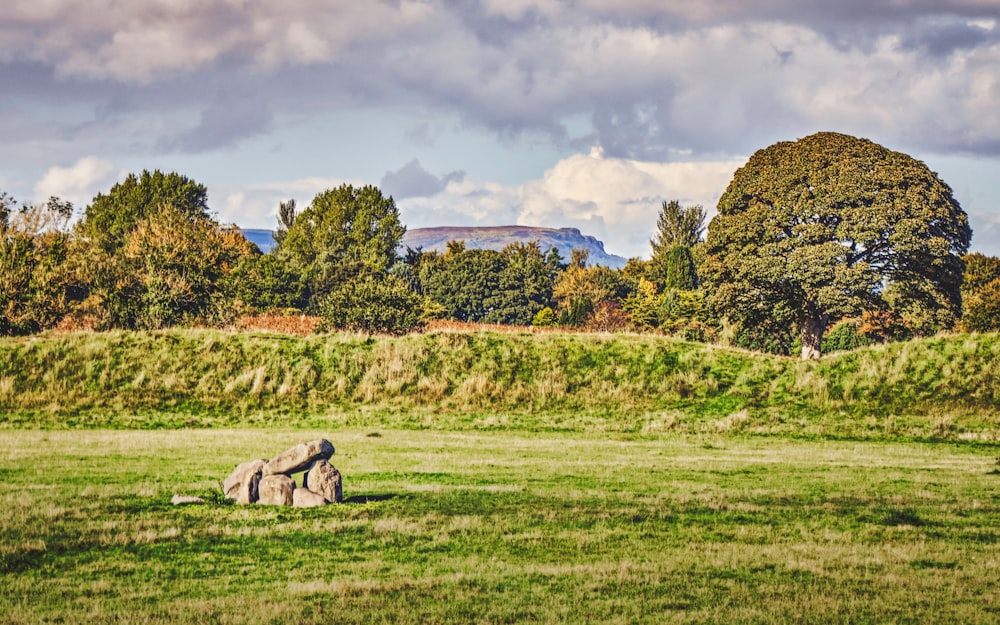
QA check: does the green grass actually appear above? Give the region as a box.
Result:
[2,329,999,440]
[2,429,998,623]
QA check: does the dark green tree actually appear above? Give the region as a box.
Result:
[417,241,560,325]
[318,274,425,337]
[272,199,296,248]
[279,184,405,309]
[227,251,306,312]
[703,132,971,359]
[490,242,561,325]
[664,244,697,291]
[652,200,705,248]
[648,200,705,290]
[74,170,219,328]
[419,243,504,323]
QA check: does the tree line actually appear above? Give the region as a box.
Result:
[2,133,998,357]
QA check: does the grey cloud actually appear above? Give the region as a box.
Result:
[900,18,1000,56]
[968,211,1000,256]
[441,0,553,48]
[4,0,1000,165]
[405,123,439,148]
[168,92,273,153]
[381,159,465,199]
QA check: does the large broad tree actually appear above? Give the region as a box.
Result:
[74,170,217,328]
[117,205,254,329]
[83,170,209,252]
[703,132,971,359]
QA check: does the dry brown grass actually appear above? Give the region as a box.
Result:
[421,319,580,335]
[232,312,322,335]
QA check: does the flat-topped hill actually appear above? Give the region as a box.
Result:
[401,226,629,267]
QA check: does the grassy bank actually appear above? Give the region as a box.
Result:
[1,329,999,440]
[2,429,997,624]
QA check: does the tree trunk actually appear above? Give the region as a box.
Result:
[799,314,828,360]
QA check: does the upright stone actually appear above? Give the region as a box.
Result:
[237,469,263,505]
[292,488,328,508]
[223,459,267,503]
[258,474,295,506]
[263,439,335,476]
[304,459,343,503]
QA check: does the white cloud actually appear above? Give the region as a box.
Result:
[33,156,116,207]
[215,176,366,229]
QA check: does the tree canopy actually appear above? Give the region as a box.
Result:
[83,170,209,252]
[1,198,74,335]
[960,253,1000,333]
[279,184,405,308]
[652,200,705,249]
[417,241,561,325]
[702,132,971,359]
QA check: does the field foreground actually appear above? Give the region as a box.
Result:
[2,429,998,624]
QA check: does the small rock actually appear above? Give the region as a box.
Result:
[223,459,267,500]
[292,488,329,508]
[263,439,335,476]
[258,474,295,506]
[171,495,205,505]
[304,459,343,503]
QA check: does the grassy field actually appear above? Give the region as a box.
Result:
[1,329,999,440]
[2,429,998,624]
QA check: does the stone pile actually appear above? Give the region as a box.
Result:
[223,438,343,507]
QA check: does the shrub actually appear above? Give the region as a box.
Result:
[532,307,557,327]
[822,319,874,353]
[318,274,425,336]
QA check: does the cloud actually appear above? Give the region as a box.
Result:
[397,149,741,258]
[214,175,367,229]
[4,0,1000,160]
[380,159,465,200]
[33,156,116,207]
[169,92,273,153]
[967,208,1000,257]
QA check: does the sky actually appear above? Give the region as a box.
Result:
[2,0,999,259]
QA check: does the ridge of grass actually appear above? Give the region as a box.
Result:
[1,329,998,440]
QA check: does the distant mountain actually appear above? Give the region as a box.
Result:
[241,229,277,253]
[240,225,628,268]
[402,226,628,268]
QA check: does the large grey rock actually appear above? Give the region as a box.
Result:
[263,439,335,476]
[292,488,329,508]
[223,459,267,501]
[258,474,295,506]
[304,459,343,503]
